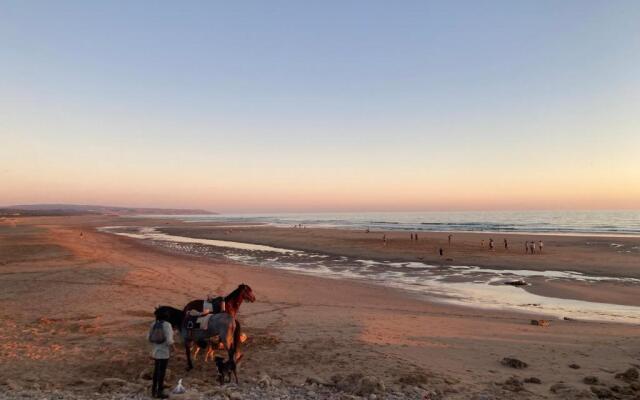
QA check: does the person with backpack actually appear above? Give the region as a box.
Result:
[148,308,174,398]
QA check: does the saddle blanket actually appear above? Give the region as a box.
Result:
[185,313,212,331]
[196,314,212,329]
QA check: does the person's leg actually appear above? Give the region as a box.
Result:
[152,359,160,397]
[157,358,169,397]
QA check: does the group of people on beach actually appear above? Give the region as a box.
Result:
[394,231,546,256]
[525,240,544,254]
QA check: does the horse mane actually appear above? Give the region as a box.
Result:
[224,284,245,301]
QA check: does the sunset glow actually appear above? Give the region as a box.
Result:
[1,1,639,212]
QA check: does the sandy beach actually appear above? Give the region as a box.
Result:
[2,216,640,400]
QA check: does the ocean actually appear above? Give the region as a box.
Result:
[142,210,640,236]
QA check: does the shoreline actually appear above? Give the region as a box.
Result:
[98,223,640,324]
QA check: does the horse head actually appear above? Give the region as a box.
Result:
[239,283,256,303]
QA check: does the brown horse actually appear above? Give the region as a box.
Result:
[183,283,255,318]
[182,284,255,370]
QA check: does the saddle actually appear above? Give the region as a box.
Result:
[204,296,225,314]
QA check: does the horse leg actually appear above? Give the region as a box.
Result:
[205,343,214,363]
[192,344,200,361]
[184,339,193,371]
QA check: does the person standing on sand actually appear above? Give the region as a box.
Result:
[439,247,443,256]
[538,240,544,253]
[448,234,452,246]
[148,309,174,399]
[530,241,536,254]
[481,239,485,248]
[525,241,529,254]
[504,238,508,250]
[410,233,413,241]
[415,233,419,241]
[383,235,387,246]
[489,238,495,251]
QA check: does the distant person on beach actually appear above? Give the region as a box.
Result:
[530,241,536,254]
[439,247,443,256]
[383,235,387,246]
[148,309,174,399]
[489,238,495,251]
[415,233,418,241]
[525,241,529,253]
[410,233,414,241]
[448,234,452,246]
[538,240,544,252]
[481,239,485,248]
[504,238,508,250]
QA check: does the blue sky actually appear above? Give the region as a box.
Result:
[1,1,639,212]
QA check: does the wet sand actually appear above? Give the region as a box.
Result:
[2,216,640,400]
[161,224,640,307]
[160,225,640,277]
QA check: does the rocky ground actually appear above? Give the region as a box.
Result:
[4,364,640,400]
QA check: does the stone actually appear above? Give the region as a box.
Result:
[138,368,153,380]
[502,377,524,392]
[258,373,271,388]
[397,372,430,385]
[615,368,639,382]
[306,375,329,386]
[229,392,242,400]
[501,357,528,369]
[590,386,613,399]
[530,319,550,326]
[332,374,385,396]
[610,385,634,395]
[583,376,599,385]
[550,382,596,399]
[358,376,385,396]
[98,377,129,393]
[524,377,541,384]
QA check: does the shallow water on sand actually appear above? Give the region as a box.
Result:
[100,226,640,324]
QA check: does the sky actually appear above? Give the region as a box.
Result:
[1,1,639,213]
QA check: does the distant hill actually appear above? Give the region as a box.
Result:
[0,204,215,216]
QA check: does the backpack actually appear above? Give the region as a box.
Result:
[149,321,166,344]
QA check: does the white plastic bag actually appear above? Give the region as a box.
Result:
[172,378,186,394]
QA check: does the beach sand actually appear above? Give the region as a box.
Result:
[1,216,640,399]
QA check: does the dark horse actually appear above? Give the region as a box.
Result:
[182,283,255,318]
[154,306,184,329]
